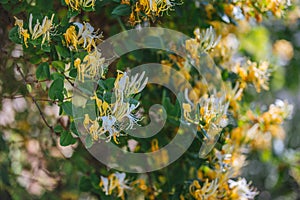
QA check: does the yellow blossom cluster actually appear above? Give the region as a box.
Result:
[186,99,291,198]
[125,0,178,25]
[64,0,95,11]
[99,172,131,200]
[244,99,293,149]
[189,147,258,200]
[203,0,291,23]
[83,71,148,143]
[64,22,102,52]
[74,48,106,82]
[14,14,55,47]
[185,26,220,65]
[223,60,271,113]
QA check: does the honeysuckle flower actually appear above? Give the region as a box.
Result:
[243,99,293,149]
[64,25,78,50]
[121,103,141,130]
[64,22,102,52]
[268,99,293,121]
[228,178,259,200]
[83,49,106,79]
[183,91,229,132]
[247,61,270,93]
[198,94,229,131]
[65,0,95,11]
[189,179,219,200]
[74,22,102,52]
[73,49,106,82]
[14,17,30,47]
[230,59,271,93]
[100,115,118,142]
[91,92,111,116]
[83,71,147,143]
[99,172,131,199]
[129,0,179,25]
[29,13,55,46]
[139,0,174,15]
[186,26,220,64]
[74,58,83,81]
[114,71,148,99]
[183,90,229,157]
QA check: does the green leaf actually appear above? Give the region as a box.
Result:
[79,176,92,192]
[61,101,73,116]
[105,78,116,90]
[60,130,77,146]
[29,55,42,64]
[0,0,9,3]
[111,4,131,16]
[90,173,100,188]
[69,68,77,78]
[8,26,21,44]
[49,78,64,100]
[41,44,51,52]
[36,62,50,81]
[70,121,79,136]
[51,72,65,80]
[55,45,70,59]
[67,9,80,18]
[52,61,65,72]
[54,125,64,133]
[98,79,107,90]
[85,134,93,148]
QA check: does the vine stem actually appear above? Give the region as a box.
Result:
[16,64,54,132]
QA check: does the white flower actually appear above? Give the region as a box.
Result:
[83,49,106,79]
[84,71,148,143]
[101,116,117,141]
[100,172,131,198]
[100,176,110,195]
[228,178,259,200]
[183,90,229,131]
[270,99,293,120]
[183,90,229,157]
[195,26,221,52]
[74,22,102,51]
[115,71,148,99]
[189,179,219,199]
[29,13,55,45]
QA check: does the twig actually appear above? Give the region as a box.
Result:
[16,64,54,132]
[1,95,72,103]
[63,73,75,87]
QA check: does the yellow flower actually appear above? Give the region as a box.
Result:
[90,92,111,116]
[82,49,106,79]
[64,25,78,50]
[74,22,102,52]
[65,0,95,11]
[129,0,177,25]
[247,61,270,93]
[73,49,106,82]
[189,179,218,200]
[185,26,220,65]
[100,172,131,200]
[74,58,84,82]
[182,103,192,121]
[14,17,30,47]
[29,13,55,46]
